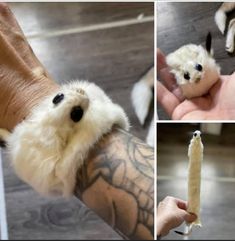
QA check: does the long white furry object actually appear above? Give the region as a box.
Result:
[186,130,203,234]
[0,150,8,240]
[215,3,235,34]
[131,67,153,126]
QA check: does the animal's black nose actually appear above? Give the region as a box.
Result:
[70,106,84,122]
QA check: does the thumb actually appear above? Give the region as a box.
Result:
[180,210,197,223]
[157,48,167,72]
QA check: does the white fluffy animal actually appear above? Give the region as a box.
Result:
[215,3,235,53]
[0,81,129,197]
[166,33,220,99]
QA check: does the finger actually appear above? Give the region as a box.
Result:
[0,4,21,30]
[173,198,188,211]
[181,210,197,223]
[157,48,185,102]
[0,3,8,8]
[157,48,167,73]
[159,68,176,90]
[166,196,188,211]
[0,4,52,79]
[157,81,180,117]
[157,49,176,91]
[159,68,185,101]
[0,3,11,16]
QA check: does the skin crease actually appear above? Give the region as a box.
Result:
[0,4,154,240]
[157,48,235,120]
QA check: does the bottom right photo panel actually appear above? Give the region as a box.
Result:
[157,123,235,240]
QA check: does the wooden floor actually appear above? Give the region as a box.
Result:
[2,3,154,240]
[158,123,235,240]
[157,2,235,119]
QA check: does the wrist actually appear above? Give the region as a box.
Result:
[157,216,170,237]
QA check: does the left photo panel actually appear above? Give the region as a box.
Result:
[0,2,155,240]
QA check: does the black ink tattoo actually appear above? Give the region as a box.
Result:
[75,129,154,240]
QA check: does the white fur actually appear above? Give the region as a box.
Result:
[131,67,154,147]
[131,79,152,125]
[215,3,235,34]
[166,44,220,99]
[215,3,235,53]
[146,117,154,147]
[226,19,235,53]
[187,130,203,227]
[215,9,227,34]
[0,81,129,197]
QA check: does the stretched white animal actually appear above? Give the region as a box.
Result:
[215,3,235,53]
[187,130,203,231]
[0,81,129,197]
[175,130,203,236]
[166,33,220,99]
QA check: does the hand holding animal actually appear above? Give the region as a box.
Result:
[166,33,220,99]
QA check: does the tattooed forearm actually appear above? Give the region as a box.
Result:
[75,128,154,240]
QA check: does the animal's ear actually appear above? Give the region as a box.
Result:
[206,32,212,53]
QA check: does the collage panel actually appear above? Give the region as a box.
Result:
[157,2,235,121]
[157,123,235,240]
[0,2,154,240]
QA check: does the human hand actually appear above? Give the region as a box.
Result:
[157,48,235,120]
[0,3,58,130]
[157,196,196,237]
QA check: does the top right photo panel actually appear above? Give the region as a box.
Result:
[157,2,235,121]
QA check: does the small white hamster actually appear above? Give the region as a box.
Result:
[0,81,129,197]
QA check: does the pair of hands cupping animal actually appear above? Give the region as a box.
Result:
[157,36,235,120]
[0,81,129,197]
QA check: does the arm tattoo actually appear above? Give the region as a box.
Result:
[75,129,154,240]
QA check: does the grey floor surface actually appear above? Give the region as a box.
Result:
[1,3,154,240]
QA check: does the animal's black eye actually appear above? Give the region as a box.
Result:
[195,64,203,72]
[194,133,197,137]
[184,72,190,80]
[70,106,83,123]
[53,93,64,105]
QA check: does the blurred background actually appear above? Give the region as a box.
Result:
[1,2,154,240]
[158,123,235,240]
[157,2,235,119]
